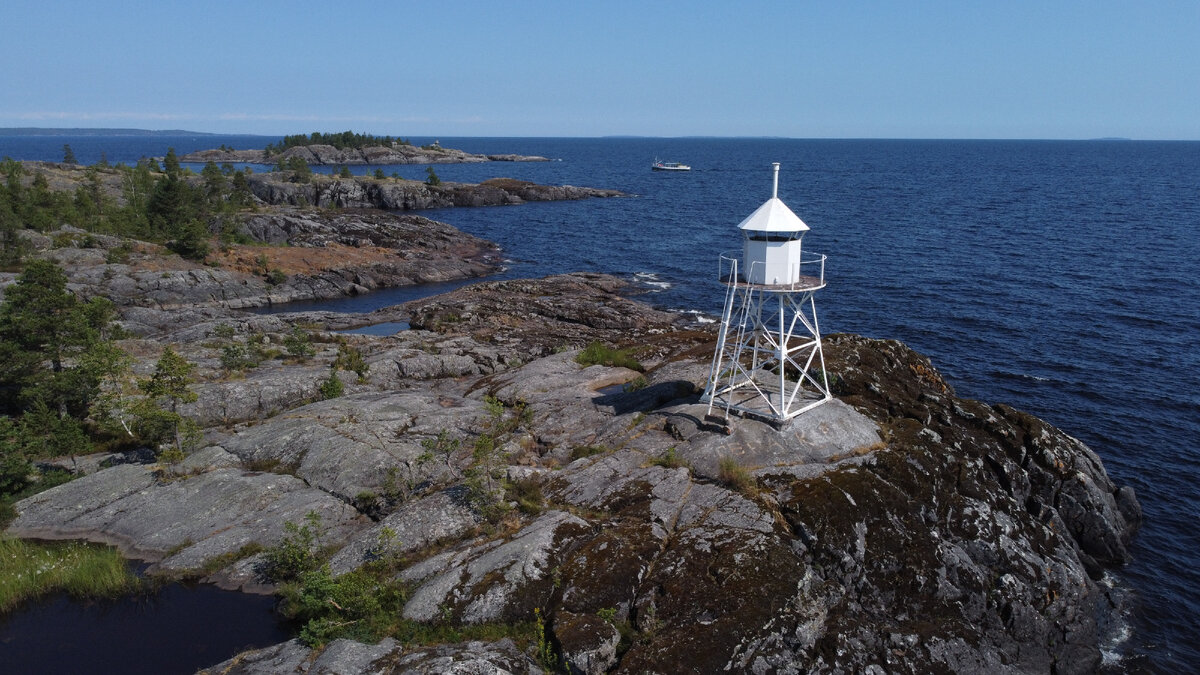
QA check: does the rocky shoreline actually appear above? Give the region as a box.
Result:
[3,220,1141,673]
[245,173,624,211]
[180,143,548,166]
[12,214,498,314]
[11,161,623,215]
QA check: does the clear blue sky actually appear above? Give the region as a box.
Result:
[2,1,1197,139]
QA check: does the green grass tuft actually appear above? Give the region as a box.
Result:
[0,537,141,614]
[569,445,609,461]
[647,446,690,470]
[575,342,643,371]
[717,456,758,496]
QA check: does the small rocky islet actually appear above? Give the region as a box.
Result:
[179,141,549,166]
[1,154,1139,673]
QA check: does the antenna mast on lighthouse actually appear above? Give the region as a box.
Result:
[701,163,832,424]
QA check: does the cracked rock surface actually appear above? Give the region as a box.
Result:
[5,273,1139,673]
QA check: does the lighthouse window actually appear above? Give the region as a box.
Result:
[745,232,799,242]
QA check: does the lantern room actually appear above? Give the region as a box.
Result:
[738,163,809,285]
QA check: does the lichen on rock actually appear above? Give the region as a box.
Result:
[3,268,1138,673]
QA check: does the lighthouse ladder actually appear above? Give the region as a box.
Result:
[706,258,739,420]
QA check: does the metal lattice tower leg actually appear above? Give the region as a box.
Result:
[702,283,832,423]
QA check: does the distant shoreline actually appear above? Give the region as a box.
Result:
[7,129,1200,142]
[0,128,251,137]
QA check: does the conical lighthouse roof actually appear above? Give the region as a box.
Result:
[736,197,809,233]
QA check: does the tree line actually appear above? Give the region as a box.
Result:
[0,150,255,266]
[263,131,411,156]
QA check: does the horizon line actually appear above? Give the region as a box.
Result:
[2,127,1194,143]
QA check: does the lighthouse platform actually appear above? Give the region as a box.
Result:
[717,251,827,293]
[719,273,826,293]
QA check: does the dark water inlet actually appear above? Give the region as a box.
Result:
[0,583,291,675]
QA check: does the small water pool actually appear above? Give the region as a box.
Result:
[0,582,292,675]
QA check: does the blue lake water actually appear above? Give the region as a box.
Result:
[2,133,1198,670]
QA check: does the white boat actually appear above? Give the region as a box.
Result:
[652,158,691,171]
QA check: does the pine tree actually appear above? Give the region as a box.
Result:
[0,260,115,418]
[136,346,199,458]
[140,347,197,413]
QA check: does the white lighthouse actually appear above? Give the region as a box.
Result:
[701,163,832,423]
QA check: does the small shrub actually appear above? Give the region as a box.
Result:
[105,242,133,264]
[506,476,544,516]
[334,343,369,382]
[220,342,259,371]
[280,565,407,647]
[285,157,313,183]
[52,232,79,248]
[380,467,405,502]
[420,430,462,479]
[168,223,211,261]
[464,433,515,525]
[283,326,314,360]
[262,511,325,582]
[424,166,441,186]
[157,445,187,471]
[363,526,403,571]
[265,268,287,286]
[319,369,344,400]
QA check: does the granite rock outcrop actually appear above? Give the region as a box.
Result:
[4,271,1139,674]
[245,173,623,211]
[1,212,499,316]
[181,143,549,166]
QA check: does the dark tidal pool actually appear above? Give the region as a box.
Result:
[0,582,292,675]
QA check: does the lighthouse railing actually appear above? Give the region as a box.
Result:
[795,253,826,287]
[717,251,826,289]
[717,252,740,285]
[806,251,825,284]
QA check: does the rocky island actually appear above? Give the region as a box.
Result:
[0,155,1140,674]
[2,159,621,308]
[245,173,623,211]
[180,135,548,166]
